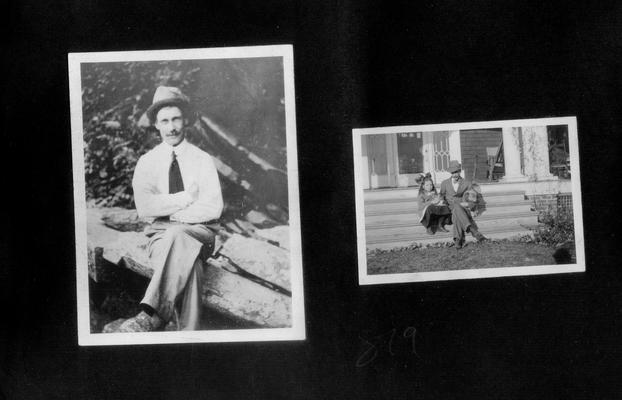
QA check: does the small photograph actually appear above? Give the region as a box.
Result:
[353,117,585,285]
[68,45,305,345]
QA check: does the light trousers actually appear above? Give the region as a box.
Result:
[141,222,215,331]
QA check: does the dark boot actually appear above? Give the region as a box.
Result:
[469,227,488,242]
[453,237,463,249]
[426,227,434,235]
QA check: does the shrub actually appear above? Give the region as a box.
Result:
[533,207,574,246]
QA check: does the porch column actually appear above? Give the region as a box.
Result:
[500,126,528,182]
[522,126,557,181]
[448,130,461,162]
[386,134,397,187]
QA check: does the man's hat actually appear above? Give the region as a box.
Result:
[145,86,190,124]
[448,160,462,173]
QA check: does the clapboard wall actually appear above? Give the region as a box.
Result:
[460,129,503,181]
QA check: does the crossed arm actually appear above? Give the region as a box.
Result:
[132,155,223,223]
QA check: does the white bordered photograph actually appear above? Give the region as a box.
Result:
[354,117,585,285]
[68,45,305,345]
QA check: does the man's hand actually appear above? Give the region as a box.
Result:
[186,181,199,202]
[459,201,470,208]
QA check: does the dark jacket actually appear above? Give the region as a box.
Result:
[439,177,477,210]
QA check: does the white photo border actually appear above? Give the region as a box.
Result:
[68,45,306,345]
[353,117,585,285]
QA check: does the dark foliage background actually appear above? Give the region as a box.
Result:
[81,59,286,209]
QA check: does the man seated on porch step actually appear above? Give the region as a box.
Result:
[439,161,488,249]
[116,86,224,332]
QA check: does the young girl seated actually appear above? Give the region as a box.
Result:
[417,176,452,235]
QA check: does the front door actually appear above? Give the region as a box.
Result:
[423,131,451,183]
[422,130,462,184]
[366,134,393,188]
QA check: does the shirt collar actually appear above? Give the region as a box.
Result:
[161,139,189,157]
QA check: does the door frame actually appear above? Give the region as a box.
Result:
[422,130,462,184]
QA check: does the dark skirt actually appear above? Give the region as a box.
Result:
[420,204,452,233]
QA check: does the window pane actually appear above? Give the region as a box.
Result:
[432,131,450,171]
[397,133,423,174]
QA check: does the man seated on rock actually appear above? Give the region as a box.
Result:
[117,86,223,332]
[439,161,487,249]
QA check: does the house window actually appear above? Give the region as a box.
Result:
[547,125,570,179]
[397,132,423,174]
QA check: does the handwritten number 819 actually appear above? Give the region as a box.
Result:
[356,327,418,367]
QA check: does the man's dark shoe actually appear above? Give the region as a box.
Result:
[469,227,487,242]
[474,232,488,243]
[426,227,434,235]
[453,238,463,249]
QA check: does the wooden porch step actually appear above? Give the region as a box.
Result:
[365,202,534,219]
[364,187,528,202]
[366,215,538,240]
[366,229,535,250]
[364,190,527,205]
[363,188,419,202]
[367,223,534,244]
[361,187,540,250]
[366,211,538,230]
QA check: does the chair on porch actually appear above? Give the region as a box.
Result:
[549,143,571,179]
[486,142,504,181]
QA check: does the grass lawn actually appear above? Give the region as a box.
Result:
[367,240,558,275]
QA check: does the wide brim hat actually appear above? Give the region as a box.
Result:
[448,160,462,173]
[145,86,191,125]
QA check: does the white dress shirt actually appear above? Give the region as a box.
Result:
[132,140,223,223]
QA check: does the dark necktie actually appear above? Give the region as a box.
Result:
[169,151,185,194]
